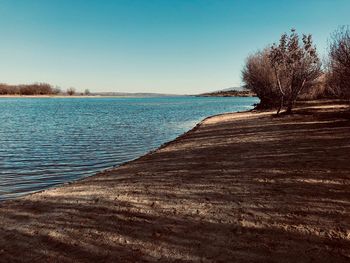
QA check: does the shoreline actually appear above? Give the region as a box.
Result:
[0,94,257,99]
[0,95,175,98]
[0,101,349,262]
[1,107,261,202]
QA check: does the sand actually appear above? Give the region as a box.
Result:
[0,100,349,262]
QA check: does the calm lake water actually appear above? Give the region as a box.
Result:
[0,96,258,200]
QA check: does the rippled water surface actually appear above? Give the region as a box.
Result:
[0,96,258,200]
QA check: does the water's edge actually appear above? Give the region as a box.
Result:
[2,107,257,203]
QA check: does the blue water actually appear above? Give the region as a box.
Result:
[0,96,258,200]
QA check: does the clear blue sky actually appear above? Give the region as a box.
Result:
[0,0,349,94]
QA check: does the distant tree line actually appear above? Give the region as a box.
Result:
[0,83,58,95]
[0,83,83,96]
[242,27,350,114]
[199,89,255,97]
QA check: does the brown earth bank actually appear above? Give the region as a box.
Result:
[0,100,349,262]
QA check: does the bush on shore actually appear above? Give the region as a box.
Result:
[243,29,322,114]
[242,49,279,109]
[326,26,350,100]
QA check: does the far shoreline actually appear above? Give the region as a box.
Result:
[0,95,182,98]
[0,94,257,99]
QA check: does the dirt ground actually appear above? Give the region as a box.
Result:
[0,100,349,262]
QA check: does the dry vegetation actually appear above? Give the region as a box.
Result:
[326,26,350,99]
[0,83,60,95]
[242,28,350,113]
[0,83,79,96]
[199,89,256,97]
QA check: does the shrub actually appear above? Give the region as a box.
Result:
[243,29,322,114]
[242,49,279,109]
[269,29,322,114]
[67,87,76,96]
[327,26,350,100]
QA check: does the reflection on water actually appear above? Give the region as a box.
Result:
[0,96,258,200]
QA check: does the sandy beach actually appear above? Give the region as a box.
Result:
[0,100,349,262]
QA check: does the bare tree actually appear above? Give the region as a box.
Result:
[242,48,278,109]
[269,29,322,114]
[52,86,62,95]
[67,87,76,96]
[327,26,350,100]
[0,83,54,95]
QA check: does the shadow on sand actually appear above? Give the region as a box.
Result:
[0,101,349,262]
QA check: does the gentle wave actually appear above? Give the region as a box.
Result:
[0,96,258,200]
